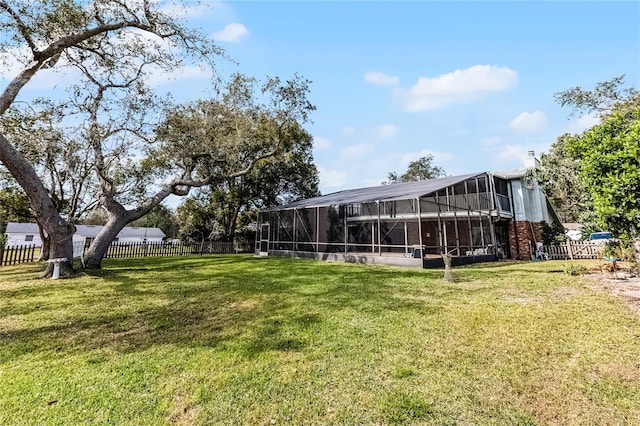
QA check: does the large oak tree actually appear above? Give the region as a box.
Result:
[0,1,315,274]
[0,0,222,275]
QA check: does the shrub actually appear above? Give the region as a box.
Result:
[603,239,636,263]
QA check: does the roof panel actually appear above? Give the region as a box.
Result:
[265,172,485,211]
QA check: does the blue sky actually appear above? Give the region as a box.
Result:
[2,1,639,200]
[198,1,639,195]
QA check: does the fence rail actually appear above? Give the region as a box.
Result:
[543,241,603,260]
[1,241,240,268]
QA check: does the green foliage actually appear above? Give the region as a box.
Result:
[387,154,445,183]
[563,263,587,276]
[603,239,637,264]
[536,135,593,223]
[541,220,567,245]
[130,204,178,239]
[170,76,318,242]
[542,76,639,228]
[554,74,639,118]
[0,233,7,247]
[567,105,640,238]
[0,184,33,224]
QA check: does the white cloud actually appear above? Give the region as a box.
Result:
[398,149,453,167]
[342,126,356,135]
[318,166,348,189]
[341,143,373,159]
[394,65,517,112]
[565,113,600,134]
[497,144,530,163]
[213,23,249,43]
[509,110,548,133]
[314,137,332,150]
[364,71,399,86]
[373,124,397,139]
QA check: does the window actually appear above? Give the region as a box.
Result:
[25,235,34,242]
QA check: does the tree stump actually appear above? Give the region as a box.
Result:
[442,253,454,282]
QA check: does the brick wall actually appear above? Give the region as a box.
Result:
[508,220,545,260]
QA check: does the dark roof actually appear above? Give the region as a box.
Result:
[265,172,485,211]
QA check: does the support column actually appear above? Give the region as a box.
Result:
[417,197,423,258]
[377,201,382,256]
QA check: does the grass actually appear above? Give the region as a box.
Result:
[1,255,639,425]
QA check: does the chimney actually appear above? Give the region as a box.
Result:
[524,150,540,169]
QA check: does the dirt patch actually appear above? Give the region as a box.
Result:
[583,270,640,315]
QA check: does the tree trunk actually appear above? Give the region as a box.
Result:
[42,229,75,277]
[634,238,640,276]
[38,223,50,262]
[0,132,75,277]
[83,217,130,269]
[442,253,454,282]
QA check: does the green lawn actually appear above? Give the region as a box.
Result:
[1,256,639,425]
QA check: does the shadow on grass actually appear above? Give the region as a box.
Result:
[1,255,447,360]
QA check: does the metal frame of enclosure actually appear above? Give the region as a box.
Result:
[256,172,514,268]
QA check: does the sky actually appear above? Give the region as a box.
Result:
[2,1,640,203]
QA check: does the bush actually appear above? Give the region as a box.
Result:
[542,221,567,245]
[564,263,587,276]
[603,239,636,263]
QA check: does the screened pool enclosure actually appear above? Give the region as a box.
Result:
[256,172,514,268]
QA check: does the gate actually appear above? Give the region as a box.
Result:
[259,223,270,255]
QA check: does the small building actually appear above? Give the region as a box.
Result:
[4,222,44,247]
[4,223,165,247]
[255,152,560,268]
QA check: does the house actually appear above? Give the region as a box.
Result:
[4,222,45,247]
[4,223,165,248]
[255,151,560,268]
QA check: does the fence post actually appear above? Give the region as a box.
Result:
[566,239,574,260]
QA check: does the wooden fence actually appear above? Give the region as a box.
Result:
[543,241,603,260]
[0,241,239,268]
[102,241,237,259]
[0,244,39,266]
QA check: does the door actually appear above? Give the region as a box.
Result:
[259,223,270,255]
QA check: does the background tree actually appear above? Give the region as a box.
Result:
[547,75,640,265]
[566,103,640,265]
[555,75,639,118]
[178,124,319,242]
[0,174,33,231]
[0,0,221,276]
[386,154,445,184]
[78,72,314,269]
[536,134,592,224]
[538,75,638,230]
[130,204,178,240]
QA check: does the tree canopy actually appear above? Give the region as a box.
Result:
[176,127,319,242]
[0,1,315,274]
[543,75,640,265]
[566,104,640,238]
